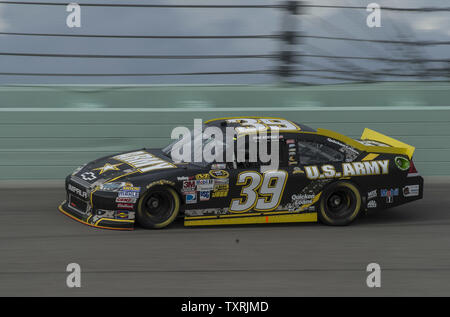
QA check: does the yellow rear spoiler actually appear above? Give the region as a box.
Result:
[361,128,415,159]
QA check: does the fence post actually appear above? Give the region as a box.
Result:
[278,0,302,84]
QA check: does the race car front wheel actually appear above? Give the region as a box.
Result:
[136,186,180,229]
[318,181,362,226]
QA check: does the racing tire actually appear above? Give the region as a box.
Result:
[136,186,180,229]
[318,181,362,226]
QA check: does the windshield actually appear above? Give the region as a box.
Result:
[162,129,230,167]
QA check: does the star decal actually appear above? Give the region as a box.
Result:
[93,163,123,175]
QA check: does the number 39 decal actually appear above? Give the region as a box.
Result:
[226,118,300,134]
[229,171,288,213]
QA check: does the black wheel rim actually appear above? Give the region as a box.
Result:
[324,187,356,220]
[143,190,174,223]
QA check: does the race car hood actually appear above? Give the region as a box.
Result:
[71,149,178,185]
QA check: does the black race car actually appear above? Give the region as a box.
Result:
[59,117,423,230]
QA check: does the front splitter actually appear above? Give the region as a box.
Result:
[58,201,134,230]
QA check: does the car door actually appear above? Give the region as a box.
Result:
[271,134,349,213]
[227,136,290,214]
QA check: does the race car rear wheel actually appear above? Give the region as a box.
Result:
[136,186,180,229]
[318,181,361,226]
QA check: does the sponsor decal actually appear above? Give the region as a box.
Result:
[293,167,304,174]
[122,186,140,191]
[288,161,298,166]
[115,210,130,219]
[291,194,315,205]
[185,208,229,216]
[367,190,377,199]
[212,184,229,198]
[117,203,134,210]
[327,138,346,147]
[356,140,389,147]
[285,192,319,212]
[177,176,190,181]
[212,192,228,198]
[182,180,196,192]
[252,134,283,140]
[113,151,176,173]
[367,200,377,208]
[209,169,229,179]
[118,189,140,198]
[214,184,229,191]
[93,163,123,175]
[214,177,229,185]
[80,172,96,181]
[288,143,296,148]
[99,182,131,192]
[96,209,116,218]
[196,179,215,191]
[211,163,227,170]
[305,160,389,180]
[185,192,197,204]
[68,184,88,199]
[195,173,210,180]
[116,197,137,203]
[286,139,295,144]
[145,179,175,189]
[380,188,399,203]
[199,191,211,201]
[327,138,360,154]
[403,185,419,197]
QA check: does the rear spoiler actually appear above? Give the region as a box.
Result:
[361,128,415,159]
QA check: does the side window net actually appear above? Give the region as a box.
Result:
[235,136,285,168]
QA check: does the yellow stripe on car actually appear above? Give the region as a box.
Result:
[362,153,380,161]
[184,212,317,226]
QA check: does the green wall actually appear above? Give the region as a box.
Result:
[1,82,449,179]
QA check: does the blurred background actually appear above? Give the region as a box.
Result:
[0,0,448,84]
[0,0,449,179]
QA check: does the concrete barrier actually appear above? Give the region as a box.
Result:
[1,82,449,179]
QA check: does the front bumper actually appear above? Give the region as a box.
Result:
[59,176,135,230]
[58,201,134,230]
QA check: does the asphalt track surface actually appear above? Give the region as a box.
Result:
[0,180,449,296]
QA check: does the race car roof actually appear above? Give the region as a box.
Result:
[205,117,316,133]
[204,117,414,158]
